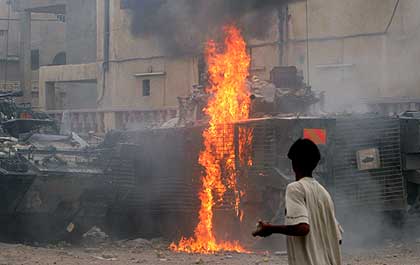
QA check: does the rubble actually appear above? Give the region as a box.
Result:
[195,258,205,264]
[248,66,320,116]
[176,86,208,126]
[83,248,100,253]
[150,238,171,249]
[82,227,109,246]
[123,238,152,249]
[274,251,287,256]
[0,242,419,265]
[92,254,117,261]
[175,66,321,127]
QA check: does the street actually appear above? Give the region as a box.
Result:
[0,240,419,265]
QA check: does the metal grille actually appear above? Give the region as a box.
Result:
[405,211,420,230]
[119,128,201,214]
[106,155,140,211]
[333,117,405,210]
[241,120,277,179]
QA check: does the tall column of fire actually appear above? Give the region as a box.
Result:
[171,25,252,254]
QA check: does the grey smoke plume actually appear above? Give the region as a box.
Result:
[124,0,295,55]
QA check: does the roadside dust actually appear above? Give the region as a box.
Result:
[0,240,419,265]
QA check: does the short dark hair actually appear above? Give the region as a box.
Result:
[287,139,321,173]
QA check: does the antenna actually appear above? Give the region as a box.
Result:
[305,0,310,86]
[3,0,11,92]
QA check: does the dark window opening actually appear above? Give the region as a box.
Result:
[142,79,151,96]
[31,49,40,70]
[56,14,66,22]
[120,0,131,9]
[51,52,67,65]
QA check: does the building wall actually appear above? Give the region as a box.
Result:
[285,0,395,111]
[286,0,420,111]
[66,0,96,64]
[96,0,285,111]
[0,1,19,58]
[383,0,420,99]
[60,0,97,110]
[0,0,65,108]
[0,0,21,91]
[248,12,282,80]
[96,0,198,110]
[31,13,66,67]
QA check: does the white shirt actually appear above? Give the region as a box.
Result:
[285,177,342,265]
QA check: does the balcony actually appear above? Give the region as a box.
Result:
[46,108,178,135]
[13,0,66,14]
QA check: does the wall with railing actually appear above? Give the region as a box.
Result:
[46,108,178,134]
[366,99,420,116]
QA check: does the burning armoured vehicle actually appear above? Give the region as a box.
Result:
[100,27,420,250]
[104,112,420,247]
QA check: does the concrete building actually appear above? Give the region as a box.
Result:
[36,0,283,133]
[285,0,420,112]
[0,0,20,91]
[36,0,199,133]
[30,0,420,133]
[0,0,65,107]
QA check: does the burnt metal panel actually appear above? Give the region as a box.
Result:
[404,154,420,170]
[333,117,405,210]
[112,127,202,215]
[235,117,335,226]
[400,117,420,154]
[236,117,335,184]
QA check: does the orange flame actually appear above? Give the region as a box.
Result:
[170,25,252,254]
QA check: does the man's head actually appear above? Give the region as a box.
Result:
[288,139,321,177]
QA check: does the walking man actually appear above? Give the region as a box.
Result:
[253,139,342,265]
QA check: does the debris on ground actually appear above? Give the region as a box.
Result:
[92,254,117,261]
[155,250,165,259]
[123,238,152,249]
[83,248,100,253]
[150,238,171,249]
[0,241,419,264]
[274,251,287,256]
[82,226,109,246]
[195,258,205,264]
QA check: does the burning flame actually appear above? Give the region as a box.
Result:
[170,25,252,254]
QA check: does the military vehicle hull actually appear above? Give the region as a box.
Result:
[104,114,419,242]
[0,134,111,243]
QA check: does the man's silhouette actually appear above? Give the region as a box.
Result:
[253,138,342,265]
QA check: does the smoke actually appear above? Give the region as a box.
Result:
[124,0,291,55]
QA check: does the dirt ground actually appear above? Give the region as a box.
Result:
[0,240,419,265]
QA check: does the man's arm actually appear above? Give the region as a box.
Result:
[253,182,310,238]
[252,221,310,237]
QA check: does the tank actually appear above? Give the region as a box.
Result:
[103,114,414,242]
[0,92,111,243]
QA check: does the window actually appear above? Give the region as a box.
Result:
[56,14,66,23]
[52,52,67,65]
[0,30,6,37]
[120,0,131,9]
[31,49,40,70]
[142,79,150,96]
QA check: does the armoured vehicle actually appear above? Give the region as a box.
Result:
[104,113,420,243]
[99,66,419,242]
[0,93,110,242]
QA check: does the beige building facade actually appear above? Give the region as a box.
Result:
[32,0,420,132]
[285,0,420,112]
[38,0,282,132]
[96,0,199,111]
[1,0,65,107]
